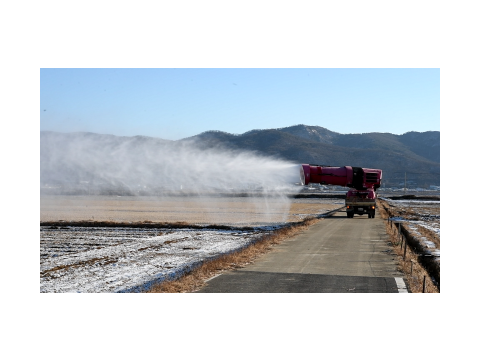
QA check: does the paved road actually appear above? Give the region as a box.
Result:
[197,210,407,293]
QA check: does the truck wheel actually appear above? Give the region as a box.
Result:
[372,212,375,218]
[368,213,371,218]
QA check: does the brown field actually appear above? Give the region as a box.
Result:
[40,195,343,225]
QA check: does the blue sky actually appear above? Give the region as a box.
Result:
[40,68,439,140]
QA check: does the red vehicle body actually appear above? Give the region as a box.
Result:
[300,164,382,218]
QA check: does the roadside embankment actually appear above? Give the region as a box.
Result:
[378,199,440,293]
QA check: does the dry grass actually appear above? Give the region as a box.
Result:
[40,220,255,231]
[378,201,439,293]
[145,217,320,293]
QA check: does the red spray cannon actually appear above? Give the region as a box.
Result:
[300,164,382,218]
[300,164,382,191]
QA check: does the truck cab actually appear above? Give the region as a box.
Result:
[345,188,376,218]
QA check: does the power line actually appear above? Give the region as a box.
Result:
[389,172,440,175]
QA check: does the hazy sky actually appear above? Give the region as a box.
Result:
[40,68,439,140]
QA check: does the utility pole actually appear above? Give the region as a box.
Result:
[404,172,407,195]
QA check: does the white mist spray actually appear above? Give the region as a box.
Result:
[41,132,302,225]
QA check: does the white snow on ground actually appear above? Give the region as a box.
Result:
[41,226,273,293]
[389,216,440,236]
[384,198,440,261]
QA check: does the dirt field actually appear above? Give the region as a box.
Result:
[40,195,344,225]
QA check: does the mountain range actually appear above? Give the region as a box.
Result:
[41,124,440,189]
[182,124,440,187]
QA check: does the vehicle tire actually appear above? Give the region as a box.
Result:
[368,213,371,218]
[372,212,375,218]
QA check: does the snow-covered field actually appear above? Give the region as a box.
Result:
[40,226,270,293]
[381,198,440,259]
[40,197,344,293]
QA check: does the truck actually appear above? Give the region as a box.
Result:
[300,164,382,219]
